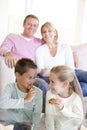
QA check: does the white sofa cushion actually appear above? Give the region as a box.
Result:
[0,56,15,94]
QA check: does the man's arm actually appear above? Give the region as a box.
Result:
[0,34,18,68]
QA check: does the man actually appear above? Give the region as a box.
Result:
[0,14,49,112]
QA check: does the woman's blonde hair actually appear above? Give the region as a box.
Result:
[41,22,58,44]
[51,65,85,115]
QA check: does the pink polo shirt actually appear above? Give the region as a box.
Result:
[0,33,42,62]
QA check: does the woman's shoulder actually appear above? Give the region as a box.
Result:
[36,44,47,52]
[59,43,71,48]
[58,43,72,52]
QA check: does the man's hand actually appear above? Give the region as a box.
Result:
[4,52,18,68]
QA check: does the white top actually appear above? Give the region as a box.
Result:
[45,90,83,130]
[36,43,75,76]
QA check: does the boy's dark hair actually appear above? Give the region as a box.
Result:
[15,58,37,75]
[23,14,39,25]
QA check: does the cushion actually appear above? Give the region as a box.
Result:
[0,56,15,94]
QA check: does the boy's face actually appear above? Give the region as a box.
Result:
[16,68,37,92]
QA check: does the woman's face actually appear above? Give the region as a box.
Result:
[41,26,56,43]
[49,72,66,95]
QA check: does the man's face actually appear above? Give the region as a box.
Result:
[23,17,39,38]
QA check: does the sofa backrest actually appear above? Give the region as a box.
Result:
[0,56,15,95]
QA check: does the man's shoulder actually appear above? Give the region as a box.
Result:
[59,43,71,50]
[5,33,20,40]
[33,37,42,44]
[59,43,70,47]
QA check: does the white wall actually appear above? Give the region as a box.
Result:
[29,0,78,45]
[82,0,87,43]
[0,0,27,44]
[0,0,9,43]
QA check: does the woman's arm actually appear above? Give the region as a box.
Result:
[73,51,79,67]
[65,44,75,69]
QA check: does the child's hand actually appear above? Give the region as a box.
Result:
[24,86,36,103]
[49,98,56,104]
[54,99,64,110]
[49,98,64,110]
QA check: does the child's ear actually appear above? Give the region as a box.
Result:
[15,72,20,79]
[64,80,69,88]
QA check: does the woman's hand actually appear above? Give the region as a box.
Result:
[41,68,50,76]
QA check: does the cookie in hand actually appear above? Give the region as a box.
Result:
[28,85,33,91]
[49,98,55,104]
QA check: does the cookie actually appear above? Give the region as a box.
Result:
[49,98,55,104]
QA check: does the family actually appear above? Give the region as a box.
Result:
[0,14,86,130]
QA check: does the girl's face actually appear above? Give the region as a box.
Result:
[41,26,56,43]
[49,72,67,95]
[16,68,37,92]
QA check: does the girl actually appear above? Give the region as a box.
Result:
[45,65,85,130]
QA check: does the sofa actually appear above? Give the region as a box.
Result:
[0,56,15,95]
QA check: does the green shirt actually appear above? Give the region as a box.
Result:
[0,82,43,130]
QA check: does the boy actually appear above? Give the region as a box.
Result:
[0,58,42,130]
